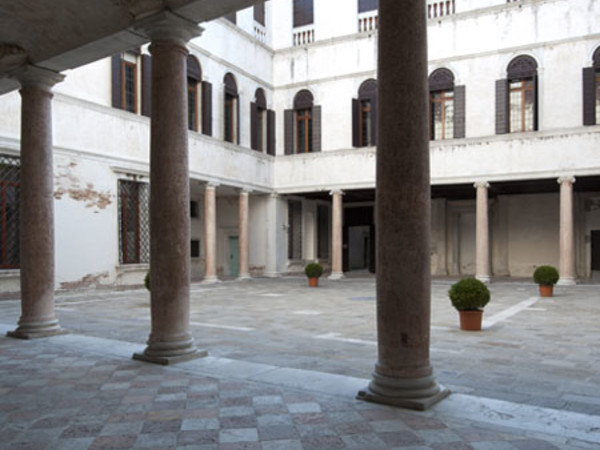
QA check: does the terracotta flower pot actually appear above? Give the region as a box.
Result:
[308,277,319,287]
[538,284,553,297]
[458,310,483,331]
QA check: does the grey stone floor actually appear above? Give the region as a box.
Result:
[1,277,599,449]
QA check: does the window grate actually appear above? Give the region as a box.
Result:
[0,155,20,269]
[118,180,149,264]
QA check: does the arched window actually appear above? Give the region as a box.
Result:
[428,68,465,140]
[187,55,202,132]
[496,55,538,134]
[223,73,239,144]
[284,90,321,154]
[352,79,377,147]
[583,47,600,125]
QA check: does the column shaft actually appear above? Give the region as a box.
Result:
[358,0,448,410]
[558,177,576,285]
[475,182,491,283]
[8,66,65,339]
[238,190,250,280]
[329,190,344,280]
[203,184,218,283]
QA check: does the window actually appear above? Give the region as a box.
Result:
[118,180,149,264]
[251,88,276,155]
[358,0,378,12]
[428,68,465,140]
[293,0,313,27]
[187,55,202,132]
[317,204,330,260]
[496,55,538,134]
[0,155,20,269]
[223,73,239,144]
[111,50,152,117]
[288,200,303,260]
[190,200,199,218]
[254,2,265,25]
[224,11,237,24]
[353,79,377,147]
[582,47,600,126]
[191,240,200,258]
[284,90,321,154]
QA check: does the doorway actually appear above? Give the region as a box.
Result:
[229,236,239,278]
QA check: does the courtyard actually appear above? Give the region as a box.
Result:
[1,278,599,449]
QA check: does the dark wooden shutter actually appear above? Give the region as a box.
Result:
[201,81,212,136]
[250,102,258,151]
[141,54,152,118]
[267,109,276,156]
[495,79,509,135]
[583,67,596,126]
[236,97,240,145]
[533,75,539,131]
[454,85,465,138]
[111,54,122,109]
[254,3,265,25]
[371,95,377,146]
[352,99,359,147]
[284,109,294,155]
[312,105,321,152]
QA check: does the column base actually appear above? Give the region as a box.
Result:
[357,372,450,411]
[133,337,207,365]
[557,277,576,286]
[237,274,252,281]
[201,276,221,285]
[7,318,68,340]
[328,272,345,280]
[263,271,281,278]
[133,348,207,365]
[475,275,491,284]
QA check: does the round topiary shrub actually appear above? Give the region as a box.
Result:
[533,265,559,286]
[144,272,150,291]
[448,278,490,311]
[305,262,323,279]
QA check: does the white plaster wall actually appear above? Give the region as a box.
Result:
[56,59,112,107]
[248,195,268,276]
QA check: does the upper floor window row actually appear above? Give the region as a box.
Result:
[284,90,322,154]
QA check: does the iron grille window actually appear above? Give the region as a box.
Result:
[0,155,20,269]
[118,180,149,264]
[288,200,303,260]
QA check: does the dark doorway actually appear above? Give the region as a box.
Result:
[592,230,600,271]
[343,206,375,273]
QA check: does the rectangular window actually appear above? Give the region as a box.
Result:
[358,0,378,12]
[359,100,373,146]
[225,94,236,143]
[188,79,198,131]
[296,108,312,153]
[191,239,200,258]
[254,3,265,25]
[288,200,303,260]
[122,60,137,113]
[257,107,266,152]
[293,0,314,27]
[317,204,330,260]
[596,73,600,123]
[0,155,20,269]
[118,180,149,264]
[430,90,454,140]
[509,79,534,132]
[190,200,198,218]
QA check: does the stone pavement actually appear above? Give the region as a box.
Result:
[1,278,599,449]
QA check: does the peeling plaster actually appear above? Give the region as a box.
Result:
[54,161,112,211]
[60,271,109,290]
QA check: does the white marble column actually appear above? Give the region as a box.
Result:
[475,181,491,283]
[358,0,449,410]
[203,182,219,284]
[329,190,344,280]
[7,65,66,340]
[264,193,281,278]
[238,189,251,280]
[558,176,576,286]
[132,12,205,364]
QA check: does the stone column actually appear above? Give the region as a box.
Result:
[132,12,205,364]
[329,190,344,280]
[238,189,251,280]
[558,176,576,285]
[203,182,219,284]
[357,0,449,410]
[7,65,66,340]
[475,181,491,283]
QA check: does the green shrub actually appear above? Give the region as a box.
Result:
[144,272,150,291]
[533,265,559,286]
[304,262,323,279]
[448,278,490,311]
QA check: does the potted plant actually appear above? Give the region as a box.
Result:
[448,278,490,331]
[305,262,323,287]
[533,265,559,297]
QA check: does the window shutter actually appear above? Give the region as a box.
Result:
[267,109,276,156]
[371,95,377,146]
[454,85,465,139]
[312,105,322,152]
[533,74,539,131]
[583,67,596,126]
[236,97,240,145]
[201,81,212,136]
[250,102,258,151]
[352,98,359,147]
[495,79,509,135]
[141,55,152,118]
[284,109,294,155]
[111,54,122,109]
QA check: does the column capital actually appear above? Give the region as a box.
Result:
[269,192,279,199]
[238,188,252,195]
[329,189,345,197]
[557,176,576,185]
[11,65,64,92]
[134,11,203,47]
[474,181,490,189]
[205,182,219,190]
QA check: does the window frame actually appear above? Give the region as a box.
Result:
[121,58,138,114]
[118,179,149,265]
[0,155,20,270]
